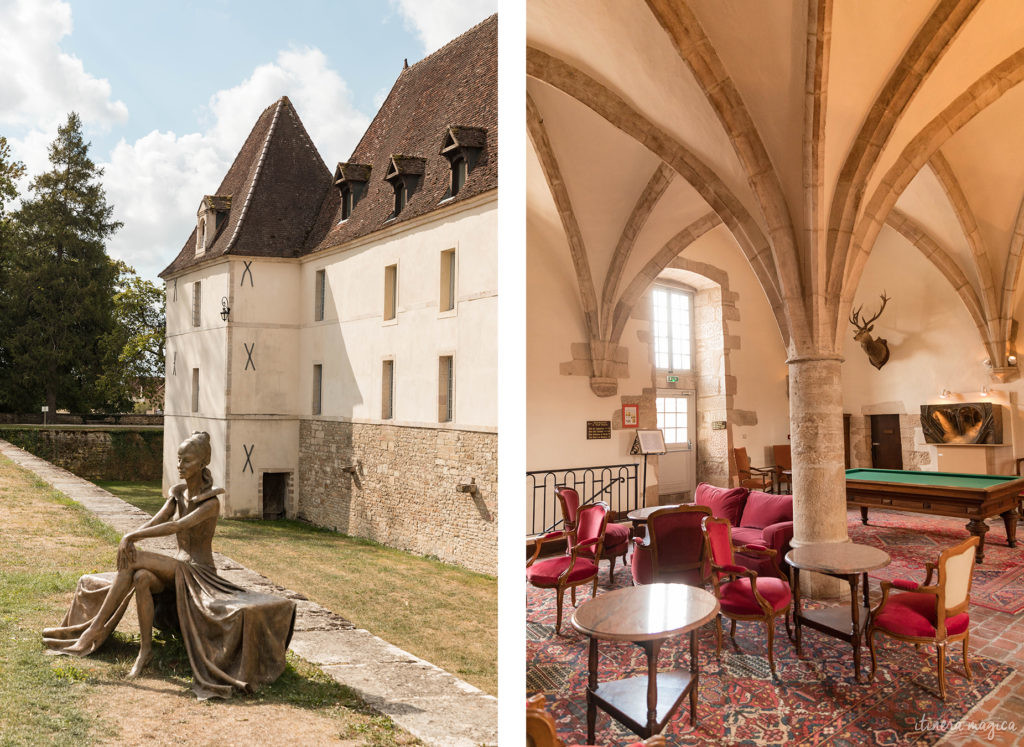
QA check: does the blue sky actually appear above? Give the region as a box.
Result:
[0,0,497,282]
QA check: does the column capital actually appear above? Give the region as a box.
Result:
[786,353,844,365]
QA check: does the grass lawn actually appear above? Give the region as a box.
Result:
[2,458,415,745]
[96,480,498,695]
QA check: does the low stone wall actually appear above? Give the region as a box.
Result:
[0,427,163,481]
[0,413,163,426]
[297,420,497,576]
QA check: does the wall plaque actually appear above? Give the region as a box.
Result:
[712,420,727,430]
[586,420,612,439]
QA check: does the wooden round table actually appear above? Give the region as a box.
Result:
[785,542,891,681]
[571,583,719,743]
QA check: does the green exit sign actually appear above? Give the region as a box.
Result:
[666,375,679,383]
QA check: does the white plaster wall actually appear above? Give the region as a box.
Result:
[301,197,497,429]
[224,418,299,516]
[163,263,230,500]
[841,226,1022,468]
[526,214,651,472]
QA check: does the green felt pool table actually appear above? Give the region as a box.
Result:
[845,468,1023,563]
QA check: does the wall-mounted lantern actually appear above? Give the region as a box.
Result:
[220,297,231,322]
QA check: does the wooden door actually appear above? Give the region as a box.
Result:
[870,414,903,470]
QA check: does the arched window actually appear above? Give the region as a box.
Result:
[340,184,353,220]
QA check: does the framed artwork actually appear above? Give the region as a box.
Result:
[622,404,639,428]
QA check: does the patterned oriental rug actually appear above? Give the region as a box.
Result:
[847,508,1024,614]
[527,563,1014,745]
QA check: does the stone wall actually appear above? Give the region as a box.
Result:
[297,420,497,575]
[0,427,163,480]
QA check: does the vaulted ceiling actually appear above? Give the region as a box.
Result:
[527,0,1024,378]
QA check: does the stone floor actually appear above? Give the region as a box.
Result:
[0,439,497,747]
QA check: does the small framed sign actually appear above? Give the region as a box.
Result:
[622,404,639,428]
[587,420,612,439]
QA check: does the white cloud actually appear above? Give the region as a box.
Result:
[0,0,128,131]
[102,47,371,283]
[390,0,496,54]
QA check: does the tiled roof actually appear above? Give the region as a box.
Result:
[161,13,496,277]
[159,97,331,277]
[304,13,497,254]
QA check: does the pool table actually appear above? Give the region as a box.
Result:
[845,468,1023,563]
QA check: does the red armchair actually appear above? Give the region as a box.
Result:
[631,505,712,587]
[556,487,629,583]
[695,483,794,579]
[527,502,609,635]
[703,516,792,677]
[868,536,979,699]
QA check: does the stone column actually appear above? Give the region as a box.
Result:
[788,354,847,597]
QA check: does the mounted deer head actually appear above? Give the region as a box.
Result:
[850,292,891,370]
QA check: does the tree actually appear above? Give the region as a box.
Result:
[97,261,166,412]
[0,137,26,409]
[0,113,122,413]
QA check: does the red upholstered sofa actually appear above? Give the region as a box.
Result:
[694,483,794,578]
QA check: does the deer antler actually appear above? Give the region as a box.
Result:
[850,291,889,332]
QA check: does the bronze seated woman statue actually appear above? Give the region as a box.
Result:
[43,431,296,699]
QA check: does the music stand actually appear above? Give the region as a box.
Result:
[630,429,666,505]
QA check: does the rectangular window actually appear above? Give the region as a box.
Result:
[438,355,454,422]
[173,279,178,302]
[440,249,455,312]
[651,285,692,370]
[381,360,394,419]
[312,364,322,415]
[192,281,202,327]
[656,394,690,447]
[314,269,326,321]
[384,264,397,320]
[191,368,200,412]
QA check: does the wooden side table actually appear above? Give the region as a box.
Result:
[785,543,891,681]
[571,583,719,743]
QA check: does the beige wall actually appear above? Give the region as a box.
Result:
[842,226,1023,472]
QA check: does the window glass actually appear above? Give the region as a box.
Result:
[312,364,323,415]
[382,360,394,419]
[656,395,689,446]
[384,264,397,320]
[192,282,202,327]
[440,249,455,312]
[651,285,692,370]
[438,356,454,422]
[314,269,326,321]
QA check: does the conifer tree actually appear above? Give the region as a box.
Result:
[0,136,26,408]
[0,113,122,412]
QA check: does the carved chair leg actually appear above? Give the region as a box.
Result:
[608,555,616,583]
[571,585,577,607]
[784,609,793,641]
[766,616,777,678]
[555,587,565,635]
[715,615,723,656]
[937,642,947,700]
[867,629,878,682]
[591,574,599,599]
[963,633,973,681]
[730,619,737,640]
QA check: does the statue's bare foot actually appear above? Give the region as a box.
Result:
[63,638,97,657]
[127,649,152,678]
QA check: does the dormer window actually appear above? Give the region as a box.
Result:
[195,195,231,257]
[439,126,485,199]
[333,162,371,221]
[384,155,425,219]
